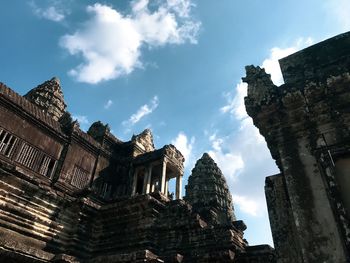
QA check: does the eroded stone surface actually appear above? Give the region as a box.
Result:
[185,153,236,225]
[244,31,350,262]
[0,78,274,262]
[24,77,67,121]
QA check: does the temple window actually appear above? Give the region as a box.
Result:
[70,165,90,189]
[15,141,56,178]
[0,128,18,158]
[39,156,56,177]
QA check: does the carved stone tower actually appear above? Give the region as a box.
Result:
[24,77,66,121]
[185,153,236,225]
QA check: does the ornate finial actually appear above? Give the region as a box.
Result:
[50,77,60,85]
[132,129,155,152]
[242,65,276,104]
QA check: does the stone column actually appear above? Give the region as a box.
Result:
[160,159,167,194]
[165,178,169,197]
[131,168,138,196]
[176,173,182,199]
[143,165,152,194]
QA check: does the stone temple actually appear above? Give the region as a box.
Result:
[0,78,274,261]
[244,31,350,262]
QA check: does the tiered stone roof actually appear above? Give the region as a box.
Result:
[24,77,66,121]
[185,153,236,225]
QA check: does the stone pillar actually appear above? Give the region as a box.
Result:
[160,159,167,194]
[132,168,138,196]
[143,165,152,194]
[176,173,182,199]
[165,178,169,197]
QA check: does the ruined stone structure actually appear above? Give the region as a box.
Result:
[244,32,350,262]
[185,153,236,226]
[0,77,274,262]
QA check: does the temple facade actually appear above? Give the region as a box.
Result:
[0,77,274,262]
[244,31,350,262]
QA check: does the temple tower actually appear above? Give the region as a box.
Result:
[24,77,66,121]
[185,153,236,225]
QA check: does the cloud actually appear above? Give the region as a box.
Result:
[324,0,350,31]
[220,81,248,120]
[123,96,159,126]
[72,114,89,125]
[261,37,314,85]
[233,194,261,217]
[171,132,195,165]
[104,99,113,109]
[60,1,201,84]
[30,1,67,22]
[207,133,244,182]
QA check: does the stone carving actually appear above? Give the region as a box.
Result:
[24,77,67,121]
[87,121,110,143]
[185,153,236,225]
[242,65,277,107]
[245,31,350,262]
[132,129,155,152]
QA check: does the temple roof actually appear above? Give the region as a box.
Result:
[132,129,155,153]
[24,77,66,121]
[185,153,236,225]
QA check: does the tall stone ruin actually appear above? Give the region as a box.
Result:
[244,31,350,262]
[0,76,274,262]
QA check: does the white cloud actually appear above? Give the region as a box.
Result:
[171,132,195,165]
[220,81,248,120]
[30,1,67,22]
[104,99,113,109]
[167,0,193,18]
[72,114,89,125]
[261,37,314,85]
[60,1,200,84]
[325,0,350,31]
[208,134,244,182]
[41,6,65,22]
[123,96,159,126]
[233,194,261,217]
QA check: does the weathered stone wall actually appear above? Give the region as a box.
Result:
[0,76,276,262]
[0,164,97,262]
[244,31,350,262]
[0,103,63,159]
[265,174,302,262]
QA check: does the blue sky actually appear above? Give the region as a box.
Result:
[1,0,349,246]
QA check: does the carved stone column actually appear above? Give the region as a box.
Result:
[143,165,152,194]
[131,167,138,196]
[176,173,182,199]
[165,178,169,197]
[160,159,167,194]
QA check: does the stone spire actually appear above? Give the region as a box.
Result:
[131,129,155,152]
[185,153,236,225]
[24,77,66,121]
